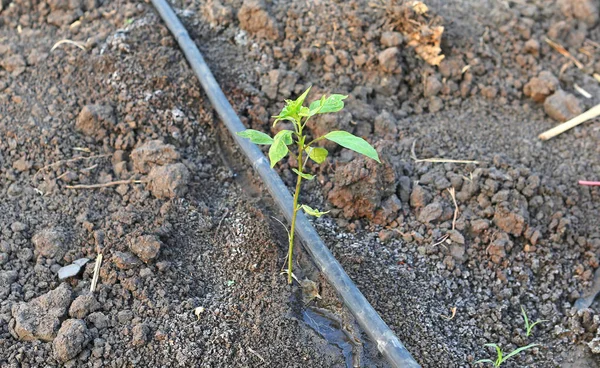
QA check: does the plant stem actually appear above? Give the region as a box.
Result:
[288,131,304,284]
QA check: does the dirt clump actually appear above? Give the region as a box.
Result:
[131,234,162,263]
[131,140,180,174]
[52,319,91,363]
[75,104,117,141]
[328,150,397,224]
[69,294,101,319]
[147,163,190,199]
[543,90,584,122]
[523,71,560,103]
[32,227,69,262]
[238,0,280,40]
[557,0,599,26]
[11,284,73,342]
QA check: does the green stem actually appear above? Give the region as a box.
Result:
[288,128,304,284]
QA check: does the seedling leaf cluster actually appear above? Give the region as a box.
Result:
[237,86,380,283]
[475,307,547,367]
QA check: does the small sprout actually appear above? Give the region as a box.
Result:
[227,280,235,287]
[476,343,538,367]
[125,18,134,25]
[237,86,380,283]
[521,306,548,337]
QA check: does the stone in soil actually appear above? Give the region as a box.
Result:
[543,90,583,122]
[131,140,180,174]
[11,283,73,341]
[147,163,190,199]
[75,104,116,141]
[53,319,91,363]
[131,234,162,263]
[32,227,69,261]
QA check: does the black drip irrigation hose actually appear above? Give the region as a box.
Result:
[150,1,421,367]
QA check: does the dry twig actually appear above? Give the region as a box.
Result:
[66,178,144,189]
[538,103,600,140]
[33,154,110,181]
[545,38,584,69]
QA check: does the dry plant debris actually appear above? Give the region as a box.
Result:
[545,38,584,69]
[50,39,87,52]
[538,102,600,140]
[386,0,445,65]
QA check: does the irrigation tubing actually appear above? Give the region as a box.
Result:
[150,1,420,367]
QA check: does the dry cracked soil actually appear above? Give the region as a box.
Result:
[1,0,600,367]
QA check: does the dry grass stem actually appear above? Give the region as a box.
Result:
[66,178,144,189]
[33,154,110,181]
[545,38,584,69]
[90,253,103,293]
[51,39,87,52]
[574,84,592,99]
[538,103,600,140]
[441,307,457,321]
[447,187,459,231]
[431,234,449,249]
[248,347,265,363]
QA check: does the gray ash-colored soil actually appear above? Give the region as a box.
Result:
[1,0,600,367]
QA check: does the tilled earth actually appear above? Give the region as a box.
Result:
[1,0,600,367]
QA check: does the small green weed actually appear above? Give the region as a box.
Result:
[237,86,380,283]
[521,306,547,337]
[475,343,538,367]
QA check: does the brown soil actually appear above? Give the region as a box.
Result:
[1,0,600,367]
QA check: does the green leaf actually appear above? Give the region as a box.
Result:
[307,147,328,164]
[521,306,530,330]
[273,104,297,126]
[300,205,329,217]
[501,344,538,363]
[319,94,348,113]
[273,86,312,126]
[292,168,314,180]
[293,86,311,109]
[269,130,292,167]
[324,131,380,163]
[237,129,274,145]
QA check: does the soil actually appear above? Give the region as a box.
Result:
[1,0,600,367]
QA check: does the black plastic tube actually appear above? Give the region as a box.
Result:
[150,1,421,367]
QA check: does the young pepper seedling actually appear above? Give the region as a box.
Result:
[237,86,380,283]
